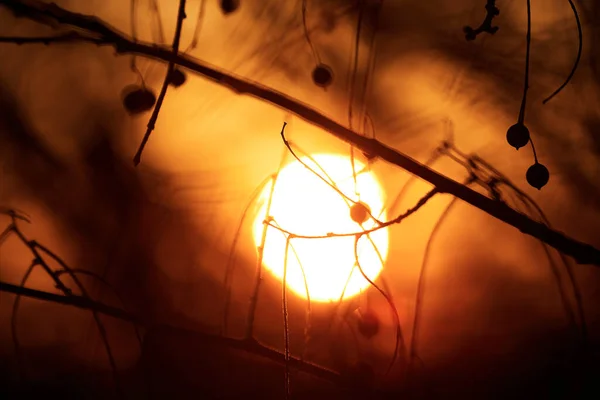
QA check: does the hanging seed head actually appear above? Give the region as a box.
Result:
[122,86,156,115]
[526,162,550,190]
[220,0,240,14]
[168,68,187,88]
[350,201,371,224]
[506,123,530,150]
[312,64,333,88]
[357,309,379,339]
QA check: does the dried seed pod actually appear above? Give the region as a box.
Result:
[526,162,550,190]
[350,201,371,225]
[220,0,240,14]
[122,86,156,115]
[356,309,379,339]
[506,123,530,150]
[312,64,333,88]
[168,68,187,88]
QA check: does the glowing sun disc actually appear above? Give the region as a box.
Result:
[252,153,389,302]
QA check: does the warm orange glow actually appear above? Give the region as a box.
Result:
[252,153,389,302]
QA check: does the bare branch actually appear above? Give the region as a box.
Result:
[1,0,600,266]
[0,279,357,389]
[132,0,187,165]
[0,279,138,322]
[0,31,105,45]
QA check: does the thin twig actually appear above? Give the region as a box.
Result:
[267,187,438,239]
[301,0,320,64]
[353,234,404,376]
[518,0,532,124]
[407,197,458,377]
[222,175,274,335]
[542,0,583,104]
[132,0,187,166]
[245,142,289,339]
[0,32,104,45]
[184,0,206,52]
[7,222,123,397]
[11,260,38,382]
[1,280,139,322]
[282,236,292,400]
[55,269,144,346]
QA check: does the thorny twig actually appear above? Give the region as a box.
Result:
[353,234,404,376]
[464,0,500,41]
[0,280,138,321]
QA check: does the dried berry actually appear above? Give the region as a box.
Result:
[357,309,379,339]
[168,68,187,88]
[312,64,333,88]
[122,86,156,115]
[220,0,240,14]
[526,162,550,190]
[350,201,371,225]
[506,122,530,150]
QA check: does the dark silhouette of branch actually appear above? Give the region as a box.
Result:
[1,211,123,397]
[0,31,105,45]
[55,269,144,346]
[2,206,401,395]
[0,280,140,322]
[464,0,499,40]
[441,144,587,350]
[0,279,362,389]
[301,0,320,65]
[542,0,583,104]
[1,0,600,267]
[132,0,187,165]
[11,260,38,381]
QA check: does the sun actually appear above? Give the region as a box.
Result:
[252,153,389,302]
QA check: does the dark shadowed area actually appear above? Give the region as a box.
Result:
[1,0,599,399]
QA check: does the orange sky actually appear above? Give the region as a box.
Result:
[0,0,599,398]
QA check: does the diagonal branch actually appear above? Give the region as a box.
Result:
[0,31,105,45]
[0,279,355,389]
[0,280,139,322]
[1,0,600,266]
